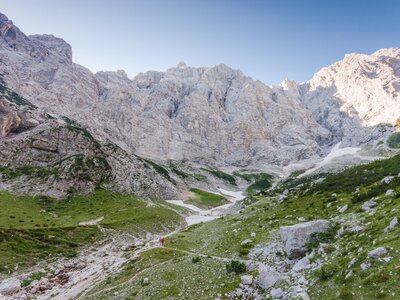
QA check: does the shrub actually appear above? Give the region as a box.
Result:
[191,256,201,264]
[315,264,338,281]
[387,132,400,148]
[226,260,246,274]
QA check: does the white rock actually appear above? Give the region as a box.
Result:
[241,239,252,245]
[368,247,388,258]
[345,271,353,279]
[381,176,394,184]
[240,275,253,285]
[386,189,395,196]
[338,204,348,213]
[0,278,20,295]
[384,217,398,232]
[271,288,284,299]
[348,258,357,268]
[280,220,330,259]
[257,265,286,289]
[361,200,377,212]
[292,256,311,272]
[361,262,371,270]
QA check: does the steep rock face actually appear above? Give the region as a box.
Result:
[301,48,400,146]
[0,82,180,199]
[0,12,398,168]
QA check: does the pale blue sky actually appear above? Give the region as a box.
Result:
[1,0,399,84]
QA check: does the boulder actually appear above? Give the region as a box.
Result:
[368,247,388,258]
[292,256,311,272]
[361,200,377,212]
[240,275,253,285]
[271,287,284,299]
[0,278,20,296]
[386,189,395,197]
[280,220,330,258]
[257,265,286,289]
[338,204,348,213]
[384,217,398,233]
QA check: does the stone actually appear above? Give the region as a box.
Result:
[271,288,284,299]
[361,200,377,212]
[241,239,252,245]
[348,258,357,268]
[0,278,20,296]
[240,275,253,285]
[386,189,395,197]
[368,247,388,258]
[257,265,286,289]
[361,262,371,270]
[338,204,348,213]
[280,220,330,259]
[345,271,353,279]
[292,256,311,272]
[384,217,398,232]
[381,176,394,184]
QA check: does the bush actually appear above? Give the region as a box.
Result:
[387,132,400,148]
[226,260,246,274]
[191,256,201,264]
[315,264,338,281]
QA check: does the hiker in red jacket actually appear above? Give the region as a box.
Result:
[159,236,165,246]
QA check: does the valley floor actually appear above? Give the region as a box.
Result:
[2,153,400,300]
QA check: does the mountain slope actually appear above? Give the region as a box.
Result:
[0,78,180,199]
[0,11,398,169]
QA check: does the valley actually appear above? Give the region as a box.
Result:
[0,9,400,300]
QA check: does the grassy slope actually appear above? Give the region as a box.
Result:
[186,188,229,209]
[0,190,184,274]
[85,154,400,299]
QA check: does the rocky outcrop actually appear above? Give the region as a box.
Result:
[0,84,180,199]
[0,12,397,169]
[280,220,330,259]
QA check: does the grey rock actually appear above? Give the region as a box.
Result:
[271,288,284,299]
[241,239,252,245]
[0,278,20,296]
[280,220,330,259]
[292,256,311,272]
[360,262,371,270]
[338,204,348,213]
[257,265,286,289]
[384,217,398,233]
[368,247,388,258]
[361,200,377,212]
[386,189,395,197]
[240,275,253,285]
[381,176,394,184]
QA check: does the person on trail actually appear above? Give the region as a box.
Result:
[159,236,165,246]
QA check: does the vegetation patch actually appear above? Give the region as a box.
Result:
[245,173,274,194]
[387,132,400,148]
[138,157,176,184]
[0,190,183,274]
[200,168,236,185]
[186,188,229,209]
[0,76,36,108]
[226,260,246,274]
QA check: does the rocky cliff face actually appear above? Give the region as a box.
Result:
[0,79,181,199]
[0,12,398,169]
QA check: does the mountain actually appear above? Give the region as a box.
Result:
[0,11,398,170]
